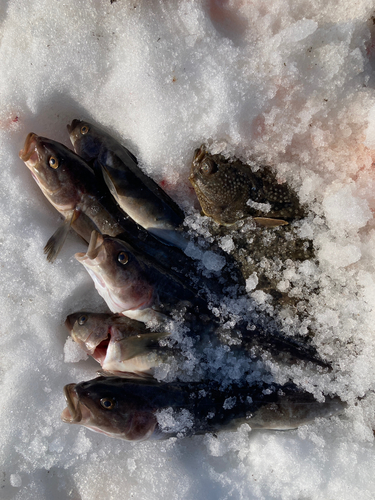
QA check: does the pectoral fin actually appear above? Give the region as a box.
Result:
[115,330,171,361]
[253,217,289,228]
[44,209,80,262]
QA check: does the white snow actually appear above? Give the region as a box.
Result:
[1,1,375,499]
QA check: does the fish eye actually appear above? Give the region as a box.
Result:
[49,156,59,169]
[78,315,87,326]
[100,397,116,410]
[117,251,129,265]
[80,125,89,135]
[200,158,217,175]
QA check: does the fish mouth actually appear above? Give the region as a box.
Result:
[87,326,115,364]
[64,315,74,333]
[75,231,105,264]
[190,145,207,181]
[61,383,82,423]
[91,336,111,364]
[61,383,93,424]
[19,132,40,166]
[67,119,81,135]
[76,322,112,362]
[192,145,206,165]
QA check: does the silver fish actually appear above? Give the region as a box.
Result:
[61,376,344,441]
[19,133,126,261]
[67,119,189,249]
[65,312,174,376]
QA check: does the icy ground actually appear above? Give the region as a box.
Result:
[1,1,375,499]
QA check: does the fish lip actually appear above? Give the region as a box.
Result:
[62,384,82,423]
[87,231,104,260]
[67,119,81,136]
[75,231,105,265]
[66,118,81,139]
[190,145,207,181]
[64,315,74,332]
[192,145,206,166]
[19,132,40,163]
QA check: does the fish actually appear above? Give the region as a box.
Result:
[65,312,176,376]
[61,375,344,441]
[190,145,305,226]
[74,231,210,322]
[74,231,329,369]
[65,307,330,378]
[67,119,189,250]
[19,133,195,267]
[19,133,133,261]
[19,133,244,296]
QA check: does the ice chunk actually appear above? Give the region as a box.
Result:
[276,19,318,45]
[10,474,22,488]
[246,272,259,292]
[219,235,235,253]
[318,240,361,268]
[184,241,203,260]
[156,407,194,436]
[202,250,226,271]
[323,185,372,233]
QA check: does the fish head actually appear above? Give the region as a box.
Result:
[19,133,90,210]
[65,311,150,367]
[75,231,155,313]
[65,312,113,357]
[189,146,237,218]
[67,119,102,161]
[189,145,259,224]
[61,377,158,440]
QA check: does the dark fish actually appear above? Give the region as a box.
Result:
[19,133,126,261]
[65,312,174,376]
[75,231,210,322]
[19,133,198,270]
[74,231,329,369]
[67,119,188,249]
[190,145,305,226]
[61,376,344,441]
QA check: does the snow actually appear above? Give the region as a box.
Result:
[1,0,375,499]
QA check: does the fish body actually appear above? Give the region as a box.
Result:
[65,312,174,376]
[73,231,329,371]
[19,133,132,261]
[67,119,188,249]
[190,146,305,226]
[19,133,193,266]
[75,231,209,321]
[61,376,344,441]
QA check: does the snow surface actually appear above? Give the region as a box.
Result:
[1,0,375,499]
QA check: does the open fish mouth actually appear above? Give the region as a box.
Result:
[190,145,206,179]
[61,383,93,424]
[61,383,82,423]
[19,132,40,166]
[67,320,115,365]
[64,315,75,333]
[75,231,105,264]
[91,335,111,364]
[66,119,80,135]
[83,327,112,364]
